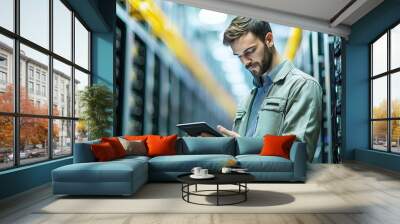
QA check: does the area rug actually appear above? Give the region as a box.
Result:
[37,183,362,214]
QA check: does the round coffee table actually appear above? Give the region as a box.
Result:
[177,172,255,206]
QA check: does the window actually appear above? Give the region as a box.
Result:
[371,23,400,154]
[36,83,40,95]
[0,71,6,85]
[75,17,90,70]
[0,54,7,67]
[28,67,34,80]
[42,85,46,97]
[28,81,34,94]
[35,70,41,81]
[0,0,91,170]
[0,0,14,32]
[20,0,49,49]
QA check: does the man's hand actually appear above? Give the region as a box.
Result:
[199,132,215,137]
[217,125,240,137]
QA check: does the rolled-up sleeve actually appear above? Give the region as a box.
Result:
[281,79,322,162]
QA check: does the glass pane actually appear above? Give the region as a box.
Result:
[20,117,49,165]
[372,33,387,76]
[75,120,88,143]
[53,0,72,60]
[391,72,400,118]
[391,24,400,70]
[372,121,388,151]
[372,77,387,119]
[53,59,72,117]
[20,44,49,115]
[74,69,89,118]
[53,119,72,157]
[0,35,14,113]
[391,120,400,153]
[20,0,49,49]
[74,17,89,70]
[0,0,14,31]
[0,116,14,170]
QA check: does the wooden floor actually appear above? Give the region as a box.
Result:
[1,162,400,224]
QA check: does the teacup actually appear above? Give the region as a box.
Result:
[199,169,208,176]
[191,167,202,176]
[221,167,232,173]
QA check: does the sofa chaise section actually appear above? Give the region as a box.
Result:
[52,141,149,196]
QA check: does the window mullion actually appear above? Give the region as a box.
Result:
[72,10,76,155]
[49,0,53,160]
[13,0,20,167]
[388,29,391,152]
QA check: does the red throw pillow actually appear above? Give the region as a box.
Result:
[124,135,148,141]
[259,135,297,159]
[146,134,177,157]
[101,137,126,158]
[91,142,118,161]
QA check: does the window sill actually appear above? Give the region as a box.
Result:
[0,156,72,175]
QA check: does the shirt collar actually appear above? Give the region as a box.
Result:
[252,60,289,87]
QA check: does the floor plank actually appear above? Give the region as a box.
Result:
[1,162,400,224]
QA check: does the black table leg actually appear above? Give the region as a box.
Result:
[217,184,219,206]
[245,183,247,201]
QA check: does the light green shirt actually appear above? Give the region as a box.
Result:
[232,60,322,162]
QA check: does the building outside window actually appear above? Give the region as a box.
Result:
[0,0,91,170]
[371,23,400,154]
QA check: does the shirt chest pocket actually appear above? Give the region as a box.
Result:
[257,97,287,135]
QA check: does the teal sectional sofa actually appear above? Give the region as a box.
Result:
[52,137,307,196]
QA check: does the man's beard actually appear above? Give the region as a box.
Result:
[248,45,273,77]
[257,45,273,76]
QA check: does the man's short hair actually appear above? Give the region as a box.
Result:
[223,16,272,46]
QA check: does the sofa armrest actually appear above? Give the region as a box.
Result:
[289,142,307,181]
[73,140,100,163]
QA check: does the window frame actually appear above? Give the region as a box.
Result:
[0,0,92,171]
[370,20,400,154]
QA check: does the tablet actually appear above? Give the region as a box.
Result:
[176,122,223,137]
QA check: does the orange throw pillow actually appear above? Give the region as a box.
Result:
[146,134,177,157]
[124,135,148,141]
[91,142,118,161]
[260,135,297,159]
[101,137,126,158]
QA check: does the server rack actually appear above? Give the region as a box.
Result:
[330,36,344,163]
[115,3,243,137]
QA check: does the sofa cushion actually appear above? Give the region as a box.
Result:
[235,137,263,155]
[236,155,293,172]
[91,142,118,161]
[260,135,296,159]
[178,137,235,155]
[147,135,178,157]
[52,158,147,183]
[101,137,127,158]
[148,154,235,172]
[118,138,147,156]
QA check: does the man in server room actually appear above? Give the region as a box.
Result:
[216,16,323,162]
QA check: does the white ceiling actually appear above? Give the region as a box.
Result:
[166,0,384,38]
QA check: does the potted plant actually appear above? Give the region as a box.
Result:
[79,84,114,140]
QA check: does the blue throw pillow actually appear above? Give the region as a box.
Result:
[236,137,263,155]
[178,137,235,155]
